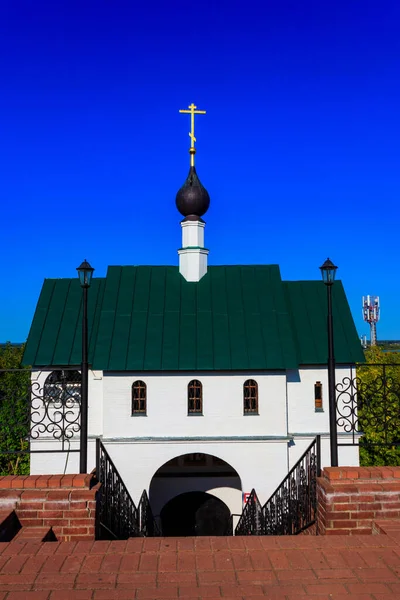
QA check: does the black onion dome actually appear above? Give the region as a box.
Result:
[175,166,210,218]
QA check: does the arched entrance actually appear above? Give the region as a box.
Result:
[161,491,231,536]
[149,452,242,536]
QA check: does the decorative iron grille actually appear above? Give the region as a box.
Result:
[0,368,82,474]
[235,436,321,536]
[336,364,400,448]
[95,439,140,540]
[138,490,161,537]
[235,490,265,536]
[95,439,161,539]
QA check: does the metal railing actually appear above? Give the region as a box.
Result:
[235,490,265,536]
[235,436,321,536]
[138,490,161,537]
[95,439,161,539]
[95,439,140,540]
[336,364,400,448]
[0,368,82,476]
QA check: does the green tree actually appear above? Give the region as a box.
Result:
[0,344,30,475]
[358,346,400,466]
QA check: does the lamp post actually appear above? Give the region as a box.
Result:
[320,258,338,467]
[77,259,94,474]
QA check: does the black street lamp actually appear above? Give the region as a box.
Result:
[320,258,339,467]
[77,259,94,474]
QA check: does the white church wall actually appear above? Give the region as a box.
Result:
[89,370,103,436]
[338,445,360,466]
[287,366,360,468]
[287,368,356,428]
[287,366,352,434]
[102,371,288,439]
[288,435,359,471]
[286,368,328,435]
[29,364,360,481]
[102,440,288,509]
[29,438,97,475]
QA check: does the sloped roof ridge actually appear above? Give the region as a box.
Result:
[106,264,281,268]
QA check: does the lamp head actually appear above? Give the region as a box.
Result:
[77,259,94,288]
[320,258,337,286]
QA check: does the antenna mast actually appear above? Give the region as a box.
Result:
[362,295,380,346]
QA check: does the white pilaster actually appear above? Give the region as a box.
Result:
[178,219,209,282]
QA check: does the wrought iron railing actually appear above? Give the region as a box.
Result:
[235,490,265,536]
[138,490,161,537]
[235,436,321,536]
[264,436,321,535]
[95,439,140,540]
[0,367,82,476]
[95,439,161,539]
[336,364,400,448]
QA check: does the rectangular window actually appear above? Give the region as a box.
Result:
[314,381,323,411]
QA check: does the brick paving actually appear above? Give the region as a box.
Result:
[2,527,400,599]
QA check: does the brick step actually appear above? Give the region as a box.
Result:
[0,509,21,542]
[0,473,97,541]
[373,519,400,535]
[13,525,57,542]
[1,535,400,598]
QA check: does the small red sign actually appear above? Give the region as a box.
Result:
[243,492,256,505]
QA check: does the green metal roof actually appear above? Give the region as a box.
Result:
[23,278,106,367]
[283,281,364,365]
[23,265,364,370]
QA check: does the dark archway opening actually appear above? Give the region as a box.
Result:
[160,491,231,536]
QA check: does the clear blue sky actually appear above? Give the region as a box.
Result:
[1,0,399,342]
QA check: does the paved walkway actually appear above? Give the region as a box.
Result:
[2,528,400,599]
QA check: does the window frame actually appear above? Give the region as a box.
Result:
[243,379,259,415]
[132,380,147,416]
[43,370,81,406]
[314,381,323,412]
[188,380,203,415]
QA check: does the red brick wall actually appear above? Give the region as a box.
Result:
[0,474,98,541]
[3,468,399,540]
[317,467,400,535]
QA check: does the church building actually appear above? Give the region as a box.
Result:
[23,104,364,535]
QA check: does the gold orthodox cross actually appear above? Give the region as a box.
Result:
[179,103,206,166]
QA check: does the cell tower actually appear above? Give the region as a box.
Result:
[362,295,380,346]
